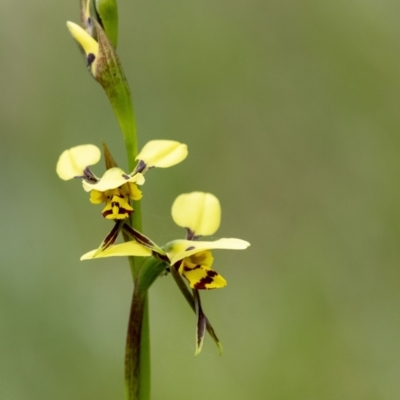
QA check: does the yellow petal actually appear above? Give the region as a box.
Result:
[171,192,221,236]
[66,22,99,76]
[81,241,152,260]
[56,144,101,181]
[83,169,145,192]
[90,189,106,204]
[166,238,250,265]
[182,265,227,290]
[136,140,188,168]
[128,182,142,200]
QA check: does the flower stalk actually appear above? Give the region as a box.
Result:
[62,2,250,399]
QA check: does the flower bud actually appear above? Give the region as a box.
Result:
[94,0,118,48]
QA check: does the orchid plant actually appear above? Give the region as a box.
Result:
[59,1,250,400]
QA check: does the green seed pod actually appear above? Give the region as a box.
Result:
[94,0,118,48]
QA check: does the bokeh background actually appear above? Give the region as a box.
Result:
[2,0,400,399]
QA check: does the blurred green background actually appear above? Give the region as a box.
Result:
[2,0,400,399]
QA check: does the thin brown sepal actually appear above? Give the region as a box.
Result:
[92,220,124,258]
[170,265,223,355]
[193,289,206,356]
[123,224,165,256]
[101,140,119,169]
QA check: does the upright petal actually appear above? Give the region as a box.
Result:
[171,192,221,236]
[166,238,250,265]
[56,144,101,180]
[136,140,188,169]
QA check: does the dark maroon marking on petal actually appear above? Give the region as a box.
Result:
[122,174,130,179]
[183,264,201,272]
[135,160,146,174]
[118,208,133,215]
[87,53,95,67]
[111,201,120,207]
[81,167,98,183]
[185,246,195,251]
[186,229,196,240]
[207,270,218,277]
[194,276,214,290]
[102,210,113,217]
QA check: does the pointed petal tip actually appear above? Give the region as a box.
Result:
[80,251,95,261]
[66,21,99,57]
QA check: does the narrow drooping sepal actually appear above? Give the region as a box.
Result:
[82,220,125,259]
[94,0,119,48]
[123,224,167,256]
[170,265,223,355]
[193,290,206,356]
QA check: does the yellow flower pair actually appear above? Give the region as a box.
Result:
[56,142,249,290]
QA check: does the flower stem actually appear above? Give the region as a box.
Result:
[125,280,146,400]
[94,19,150,398]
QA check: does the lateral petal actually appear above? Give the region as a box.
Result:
[56,144,101,181]
[136,140,188,169]
[81,241,152,260]
[166,238,250,265]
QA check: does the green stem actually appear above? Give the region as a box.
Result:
[93,19,149,399]
[139,295,151,400]
[125,280,146,400]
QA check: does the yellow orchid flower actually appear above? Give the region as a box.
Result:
[166,192,250,289]
[56,140,188,221]
[80,191,249,356]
